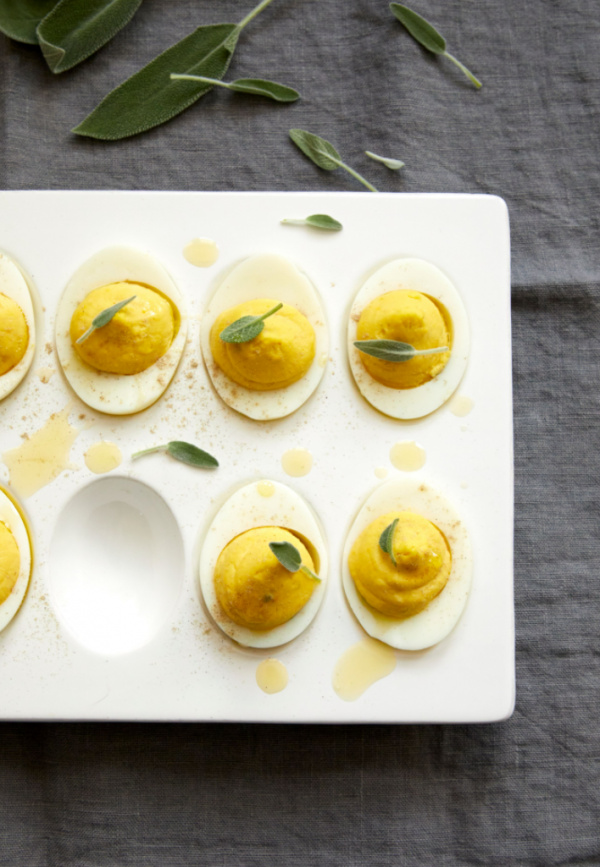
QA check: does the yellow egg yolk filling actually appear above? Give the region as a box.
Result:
[0,521,20,606]
[210,298,315,391]
[214,526,317,630]
[356,290,452,389]
[70,282,176,375]
[0,293,29,377]
[348,511,451,618]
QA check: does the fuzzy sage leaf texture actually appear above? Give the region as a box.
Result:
[268,541,321,582]
[131,441,219,469]
[75,294,136,344]
[219,302,282,344]
[0,0,59,43]
[289,129,378,192]
[37,0,143,73]
[353,339,449,362]
[73,0,277,140]
[390,3,482,88]
[170,75,299,103]
[281,214,342,232]
[379,518,399,565]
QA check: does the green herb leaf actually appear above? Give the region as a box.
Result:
[390,3,482,88]
[353,339,449,362]
[219,302,282,344]
[72,0,277,140]
[0,0,58,44]
[281,214,342,231]
[365,151,405,171]
[379,518,399,565]
[131,441,219,468]
[269,541,321,582]
[171,74,299,103]
[289,128,378,192]
[36,0,142,74]
[75,294,136,344]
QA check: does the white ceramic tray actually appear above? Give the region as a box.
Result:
[0,191,514,723]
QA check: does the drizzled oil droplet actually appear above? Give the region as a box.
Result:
[390,441,426,472]
[333,638,396,701]
[449,394,474,417]
[183,238,219,268]
[281,449,313,477]
[85,441,122,475]
[257,480,275,498]
[256,658,288,694]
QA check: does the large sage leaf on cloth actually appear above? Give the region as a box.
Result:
[0,0,59,44]
[37,0,143,73]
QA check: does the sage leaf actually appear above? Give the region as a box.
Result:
[37,0,143,74]
[73,0,277,140]
[131,441,219,468]
[219,302,282,344]
[379,518,399,565]
[365,151,405,171]
[281,214,342,231]
[0,0,58,43]
[171,74,299,103]
[289,128,378,193]
[353,339,449,362]
[75,294,136,344]
[390,3,482,88]
[269,541,321,582]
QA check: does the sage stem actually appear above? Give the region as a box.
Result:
[131,445,168,460]
[238,0,277,30]
[444,52,482,88]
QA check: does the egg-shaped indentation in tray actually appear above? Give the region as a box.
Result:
[48,477,184,656]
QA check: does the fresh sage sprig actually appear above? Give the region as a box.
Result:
[269,541,321,582]
[73,0,278,140]
[379,518,399,565]
[131,441,219,468]
[281,214,342,232]
[75,294,136,345]
[170,74,299,103]
[354,339,449,362]
[220,302,282,344]
[37,0,143,74]
[289,129,378,193]
[390,3,482,89]
[365,151,405,171]
[0,0,60,43]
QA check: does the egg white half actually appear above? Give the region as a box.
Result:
[200,254,328,420]
[342,478,472,650]
[0,488,33,633]
[0,252,36,401]
[55,246,187,415]
[199,480,329,648]
[348,258,470,419]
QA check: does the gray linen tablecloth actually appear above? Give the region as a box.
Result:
[1,1,599,864]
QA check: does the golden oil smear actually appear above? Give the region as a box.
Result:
[2,406,79,498]
[333,638,396,701]
[256,658,288,694]
[183,238,219,268]
[374,466,388,479]
[84,441,122,475]
[390,441,426,472]
[36,367,55,384]
[256,480,275,498]
[281,448,313,477]
[449,394,474,417]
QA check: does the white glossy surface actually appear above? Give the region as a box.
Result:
[0,191,513,723]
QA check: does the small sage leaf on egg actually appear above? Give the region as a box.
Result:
[354,339,449,363]
[132,441,219,468]
[289,128,378,192]
[171,74,299,103]
[75,294,136,345]
[379,518,399,565]
[281,214,342,231]
[269,541,321,582]
[0,0,60,44]
[390,3,482,89]
[365,151,405,171]
[37,0,143,74]
[219,302,282,344]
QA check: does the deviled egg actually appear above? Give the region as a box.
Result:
[200,254,328,420]
[342,478,472,650]
[348,258,469,419]
[199,480,328,647]
[0,252,36,401]
[0,488,33,633]
[55,247,187,415]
